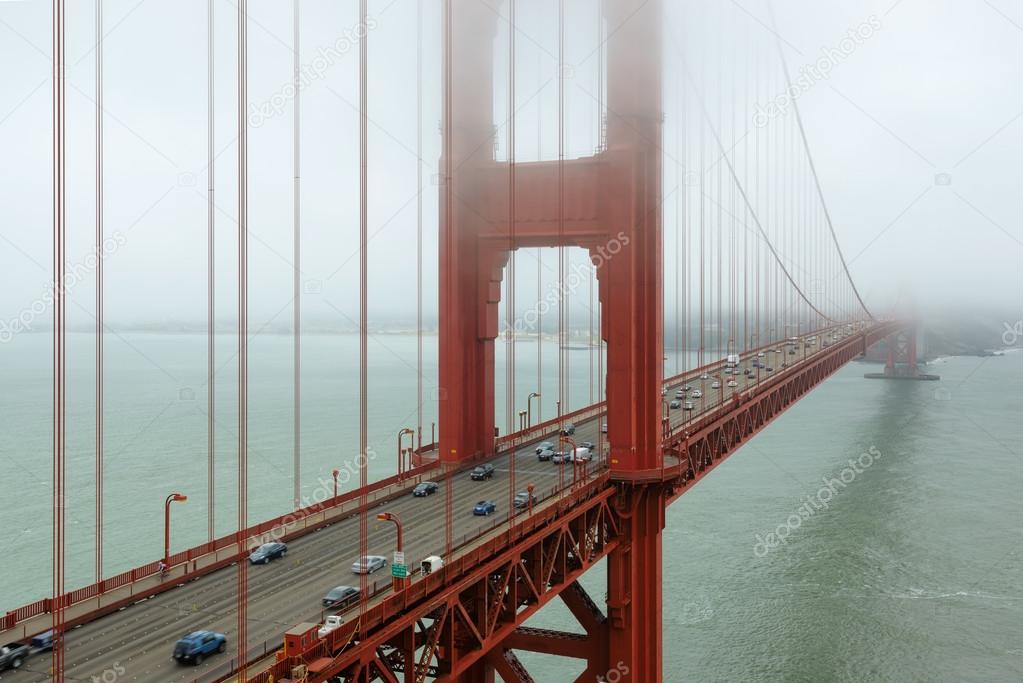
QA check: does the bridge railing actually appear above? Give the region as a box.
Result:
[1,450,444,640]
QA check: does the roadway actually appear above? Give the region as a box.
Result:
[6,323,863,682]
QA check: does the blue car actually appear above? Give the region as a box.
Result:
[473,500,496,516]
[248,541,287,564]
[173,630,226,665]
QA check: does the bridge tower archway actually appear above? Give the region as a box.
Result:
[438,1,666,679]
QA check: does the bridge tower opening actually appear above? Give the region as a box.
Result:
[438,0,666,679]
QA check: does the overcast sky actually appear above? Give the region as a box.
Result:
[0,0,1020,333]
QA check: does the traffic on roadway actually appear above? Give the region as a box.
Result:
[5,323,864,681]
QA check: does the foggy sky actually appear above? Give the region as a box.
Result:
[1,0,1020,333]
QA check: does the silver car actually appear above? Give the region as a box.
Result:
[351,555,387,575]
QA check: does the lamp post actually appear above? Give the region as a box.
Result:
[397,428,415,480]
[376,511,407,593]
[332,468,340,499]
[518,410,527,432]
[163,493,187,567]
[559,435,578,488]
[526,391,541,426]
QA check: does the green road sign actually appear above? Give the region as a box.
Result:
[392,563,408,578]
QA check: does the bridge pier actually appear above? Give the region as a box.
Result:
[864,326,939,380]
[607,486,665,682]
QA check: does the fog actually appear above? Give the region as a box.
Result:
[0,0,1020,334]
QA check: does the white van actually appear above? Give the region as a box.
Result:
[421,555,443,575]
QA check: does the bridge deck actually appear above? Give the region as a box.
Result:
[3,323,874,682]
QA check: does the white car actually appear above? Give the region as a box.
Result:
[684,401,695,411]
[727,379,738,388]
[691,389,703,398]
[351,555,387,575]
[757,352,765,357]
[700,373,710,380]
[711,381,721,389]
[318,615,344,639]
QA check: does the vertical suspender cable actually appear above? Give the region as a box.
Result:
[442,0,453,559]
[207,0,216,543]
[358,0,369,614]
[52,1,67,677]
[416,0,423,450]
[506,0,516,514]
[292,0,301,510]
[236,0,249,674]
[673,60,680,375]
[560,0,568,427]
[94,0,104,583]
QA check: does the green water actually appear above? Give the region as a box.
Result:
[2,333,1020,682]
[519,351,1023,682]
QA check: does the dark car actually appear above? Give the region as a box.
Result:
[473,500,497,516]
[323,585,360,609]
[561,423,576,436]
[536,448,555,462]
[470,464,495,481]
[172,630,226,666]
[248,541,287,565]
[535,441,554,454]
[669,400,682,409]
[513,491,536,508]
[413,481,439,497]
[0,642,29,671]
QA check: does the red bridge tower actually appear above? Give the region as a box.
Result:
[438,0,667,678]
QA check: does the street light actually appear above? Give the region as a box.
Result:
[163,493,187,567]
[332,468,340,499]
[376,511,407,593]
[397,428,415,480]
[526,392,541,426]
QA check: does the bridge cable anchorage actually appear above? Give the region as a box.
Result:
[766,1,874,322]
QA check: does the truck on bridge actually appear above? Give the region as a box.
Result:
[0,642,30,670]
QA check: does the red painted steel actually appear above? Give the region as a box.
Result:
[234,323,900,683]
